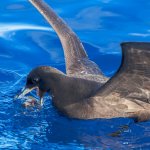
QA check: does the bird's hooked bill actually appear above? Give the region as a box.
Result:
[15,87,35,99]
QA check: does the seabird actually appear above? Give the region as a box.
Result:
[17,0,150,122]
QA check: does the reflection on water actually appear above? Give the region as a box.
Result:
[0,0,150,149]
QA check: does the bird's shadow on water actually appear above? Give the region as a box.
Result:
[42,104,135,149]
[46,119,127,146]
[43,112,150,149]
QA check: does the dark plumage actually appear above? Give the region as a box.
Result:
[17,0,150,122]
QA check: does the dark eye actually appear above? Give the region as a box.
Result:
[27,77,39,85]
[32,77,39,84]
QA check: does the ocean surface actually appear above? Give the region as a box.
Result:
[0,0,150,149]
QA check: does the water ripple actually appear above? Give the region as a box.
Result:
[0,23,53,39]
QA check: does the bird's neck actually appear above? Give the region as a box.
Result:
[48,74,101,107]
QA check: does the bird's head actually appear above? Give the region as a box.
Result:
[17,66,64,105]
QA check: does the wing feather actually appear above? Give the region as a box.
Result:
[96,42,150,104]
[29,0,104,77]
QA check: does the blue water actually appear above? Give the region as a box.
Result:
[1,0,150,149]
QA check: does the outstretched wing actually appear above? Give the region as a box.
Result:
[29,0,104,77]
[96,42,150,104]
